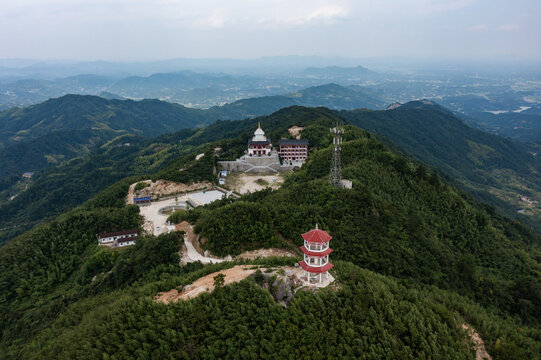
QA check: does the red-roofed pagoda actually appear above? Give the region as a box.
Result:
[299,224,334,283]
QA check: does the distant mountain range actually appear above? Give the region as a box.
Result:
[0,56,373,79]
[0,65,383,110]
[2,59,540,143]
[206,83,385,119]
[300,65,380,80]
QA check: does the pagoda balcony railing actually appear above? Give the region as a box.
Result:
[304,254,329,266]
[304,241,329,252]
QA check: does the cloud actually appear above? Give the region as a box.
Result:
[420,0,478,13]
[497,24,519,32]
[468,23,520,33]
[1,0,539,61]
[277,5,349,25]
[130,0,350,29]
[353,0,478,15]
[194,9,227,28]
[470,23,488,32]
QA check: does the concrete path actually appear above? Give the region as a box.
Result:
[179,222,225,264]
[183,233,225,264]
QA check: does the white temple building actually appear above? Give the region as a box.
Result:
[248,122,272,156]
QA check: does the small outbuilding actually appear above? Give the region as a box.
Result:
[98,229,138,248]
[133,196,152,205]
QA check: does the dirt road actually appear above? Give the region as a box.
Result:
[176,222,225,265]
[461,324,492,360]
[155,265,259,303]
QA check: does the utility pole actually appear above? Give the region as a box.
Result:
[329,122,344,187]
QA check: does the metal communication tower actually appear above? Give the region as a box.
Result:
[329,123,344,187]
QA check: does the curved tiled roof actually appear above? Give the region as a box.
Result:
[301,228,332,243]
[299,260,334,273]
[300,246,333,256]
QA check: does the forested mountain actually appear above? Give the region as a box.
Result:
[0,94,209,147]
[0,84,384,183]
[205,83,386,120]
[0,107,341,244]
[0,129,194,244]
[1,106,540,358]
[2,101,541,246]
[340,101,541,233]
[0,129,123,180]
[0,95,212,183]
[0,83,383,148]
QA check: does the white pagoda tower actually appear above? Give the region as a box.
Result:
[248,122,272,156]
[299,224,334,284]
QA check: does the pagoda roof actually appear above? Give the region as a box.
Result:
[299,260,334,273]
[248,140,271,145]
[300,246,333,256]
[301,228,332,243]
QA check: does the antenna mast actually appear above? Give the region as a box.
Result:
[329,122,344,187]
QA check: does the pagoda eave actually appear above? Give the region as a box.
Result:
[301,229,333,243]
[299,260,334,273]
[300,246,333,257]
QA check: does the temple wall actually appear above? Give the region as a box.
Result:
[217,161,253,172]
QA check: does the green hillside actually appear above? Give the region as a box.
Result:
[0,106,344,245]
[2,101,541,249]
[0,129,200,245]
[1,109,540,358]
[0,84,384,149]
[184,130,541,322]
[0,85,383,183]
[340,101,541,233]
[0,94,210,147]
[0,129,124,180]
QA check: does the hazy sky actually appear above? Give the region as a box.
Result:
[1,0,540,61]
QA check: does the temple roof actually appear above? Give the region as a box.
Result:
[299,260,334,273]
[301,228,332,243]
[300,246,333,256]
[248,140,271,145]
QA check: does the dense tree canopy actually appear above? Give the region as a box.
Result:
[1,105,541,359]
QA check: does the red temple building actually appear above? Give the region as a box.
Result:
[279,139,308,163]
[299,224,334,283]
